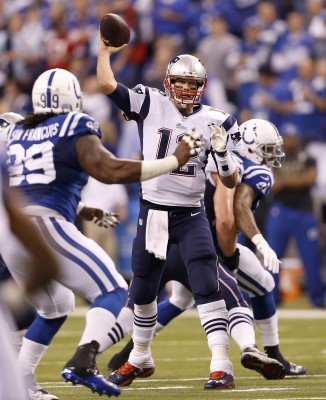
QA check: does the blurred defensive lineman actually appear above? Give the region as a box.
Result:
[2,68,199,398]
[0,140,60,400]
[97,35,243,389]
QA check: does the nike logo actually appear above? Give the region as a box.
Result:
[191,212,200,216]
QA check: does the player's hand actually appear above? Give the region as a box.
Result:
[98,32,127,54]
[252,234,281,274]
[209,123,228,154]
[173,129,202,166]
[79,206,120,228]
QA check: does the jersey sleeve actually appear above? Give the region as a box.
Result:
[242,165,274,196]
[109,83,151,121]
[59,112,102,140]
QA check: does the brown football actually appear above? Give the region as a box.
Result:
[99,13,131,47]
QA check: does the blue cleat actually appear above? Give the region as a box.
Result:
[204,371,235,390]
[61,368,121,397]
[62,340,121,397]
[108,361,155,387]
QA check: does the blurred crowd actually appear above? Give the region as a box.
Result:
[1,0,326,301]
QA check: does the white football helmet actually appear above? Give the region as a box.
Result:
[164,54,207,107]
[238,119,285,168]
[0,112,24,129]
[32,68,83,114]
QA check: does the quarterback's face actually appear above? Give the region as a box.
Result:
[171,78,199,110]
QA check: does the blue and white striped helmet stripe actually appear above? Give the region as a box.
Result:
[46,70,57,109]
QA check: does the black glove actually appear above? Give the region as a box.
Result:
[220,248,240,271]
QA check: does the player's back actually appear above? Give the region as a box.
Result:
[6,111,102,222]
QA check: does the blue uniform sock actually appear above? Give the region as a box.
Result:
[25,314,67,345]
[157,300,184,326]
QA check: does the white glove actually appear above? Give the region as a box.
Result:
[92,211,120,228]
[251,234,281,274]
[183,129,203,156]
[209,123,228,153]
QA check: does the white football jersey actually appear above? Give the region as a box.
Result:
[127,85,243,207]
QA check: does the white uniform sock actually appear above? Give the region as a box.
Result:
[228,307,255,351]
[129,300,157,368]
[9,329,26,354]
[197,300,233,374]
[78,307,116,352]
[255,313,279,347]
[107,306,134,346]
[17,337,48,376]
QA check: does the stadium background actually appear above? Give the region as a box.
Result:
[1,0,326,305]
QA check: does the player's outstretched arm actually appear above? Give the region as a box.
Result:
[97,32,127,95]
[76,133,201,184]
[234,183,281,274]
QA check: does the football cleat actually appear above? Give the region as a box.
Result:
[264,345,307,377]
[241,345,285,380]
[61,368,120,397]
[61,340,121,397]
[284,361,307,376]
[28,386,59,400]
[107,361,155,387]
[108,338,134,371]
[204,371,235,390]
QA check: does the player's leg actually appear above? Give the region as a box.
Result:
[236,244,307,376]
[218,263,285,379]
[108,202,165,386]
[178,211,234,390]
[1,233,71,400]
[33,216,125,397]
[107,244,194,371]
[0,301,28,400]
[295,212,325,307]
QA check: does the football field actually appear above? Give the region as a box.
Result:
[36,307,326,400]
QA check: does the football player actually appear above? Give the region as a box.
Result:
[1,68,199,399]
[98,35,243,389]
[107,120,305,378]
[0,142,60,400]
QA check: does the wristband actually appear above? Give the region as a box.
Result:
[76,202,85,215]
[216,151,236,177]
[251,233,264,245]
[140,155,179,181]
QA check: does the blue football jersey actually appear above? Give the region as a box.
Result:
[6,112,102,222]
[235,152,274,211]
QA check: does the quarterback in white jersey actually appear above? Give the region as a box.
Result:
[98,36,242,390]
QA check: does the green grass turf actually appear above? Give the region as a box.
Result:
[36,309,326,400]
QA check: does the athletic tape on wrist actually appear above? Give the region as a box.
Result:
[216,151,236,177]
[251,233,264,246]
[140,155,179,181]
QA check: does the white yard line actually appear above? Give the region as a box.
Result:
[70,307,326,319]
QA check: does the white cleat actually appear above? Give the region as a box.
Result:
[28,386,59,400]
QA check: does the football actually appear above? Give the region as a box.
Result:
[99,13,131,47]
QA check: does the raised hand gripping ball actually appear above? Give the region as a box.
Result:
[99,13,131,47]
